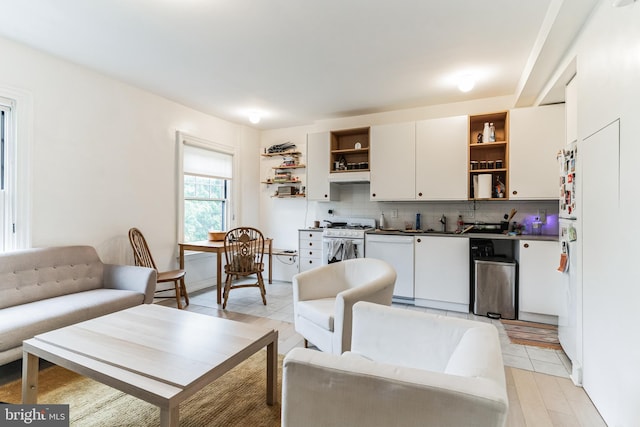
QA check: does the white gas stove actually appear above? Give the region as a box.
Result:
[322,217,376,263]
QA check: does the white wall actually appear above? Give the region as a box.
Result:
[0,36,259,271]
[572,1,640,425]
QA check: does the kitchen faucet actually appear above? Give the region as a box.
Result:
[440,214,447,232]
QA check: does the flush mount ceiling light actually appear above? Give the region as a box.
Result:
[248,111,261,124]
[457,74,476,92]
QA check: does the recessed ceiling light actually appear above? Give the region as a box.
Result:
[457,74,475,92]
[248,111,261,124]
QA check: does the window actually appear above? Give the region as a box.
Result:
[180,136,234,242]
[183,174,228,242]
[0,102,13,252]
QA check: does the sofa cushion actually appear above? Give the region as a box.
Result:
[0,246,105,309]
[0,289,144,352]
[296,298,336,331]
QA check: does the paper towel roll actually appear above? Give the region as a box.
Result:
[477,174,493,199]
[473,175,479,198]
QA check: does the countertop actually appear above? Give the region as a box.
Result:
[300,227,558,241]
[367,229,558,241]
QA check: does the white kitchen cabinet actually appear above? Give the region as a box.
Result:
[306,131,339,201]
[414,236,469,313]
[369,122,416,201]
[416,116,468,200]
[298,230,323,273]
[517,239,563,323]
[509,105,565,199]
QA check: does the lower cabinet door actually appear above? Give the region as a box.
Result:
[414,236,469,312]
[518,240,562,317]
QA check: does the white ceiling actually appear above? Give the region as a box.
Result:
[0,0,599,129]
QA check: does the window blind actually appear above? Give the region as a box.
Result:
[183,144,232,179]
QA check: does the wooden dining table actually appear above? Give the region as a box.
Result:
[178,239,273,305]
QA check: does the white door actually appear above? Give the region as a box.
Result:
[414,236,469,312]
[510,105,565,199]
[581,120,621,414]
[307,131,338,201]
[517,240,563,321]
[369,122,415,201]
[415,116,468,200]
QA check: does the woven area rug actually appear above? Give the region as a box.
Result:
[501,319,562,350]
[0,351,282,426]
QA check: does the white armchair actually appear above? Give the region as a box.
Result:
[283,301,509,427]
[292,258,396,355]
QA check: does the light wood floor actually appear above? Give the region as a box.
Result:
[167,293,607,427]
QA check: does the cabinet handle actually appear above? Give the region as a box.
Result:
[524,243,529,248]
[372,193,376,197]
[324,194,328,198]
[418,192,423,197]
[512,190,518,195]
[309,260,313,264]
[416,238,421,243]
[308,242,313,247]
[308,251,313,255]
[308,233,313,237]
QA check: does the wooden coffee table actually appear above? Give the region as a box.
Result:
[22,304,278,426]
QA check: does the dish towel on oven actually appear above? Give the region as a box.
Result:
[327,239,357,263]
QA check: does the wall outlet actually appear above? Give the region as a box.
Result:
[459,210,474,219]
[538,209,547,223]
[391,209,398,218]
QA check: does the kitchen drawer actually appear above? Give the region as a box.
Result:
[299,257,322,272]
[299,238,322,250]
[299,248,322,259]
[300,230,323,240]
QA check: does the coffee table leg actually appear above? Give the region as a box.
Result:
[22,351,39,404]
[160,406,179,427]
[266,331,278,405]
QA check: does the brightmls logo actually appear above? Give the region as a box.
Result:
[1,405,69,426]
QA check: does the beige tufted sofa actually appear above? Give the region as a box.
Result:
[0,245,156,365]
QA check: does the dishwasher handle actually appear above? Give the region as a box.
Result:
[366,235,414,244]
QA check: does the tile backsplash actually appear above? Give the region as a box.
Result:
[312,183,559,236]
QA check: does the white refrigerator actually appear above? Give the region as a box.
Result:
[558,141,582,385]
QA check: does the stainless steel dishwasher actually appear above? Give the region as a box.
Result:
[365,233,414,301]
[474,257,517,319]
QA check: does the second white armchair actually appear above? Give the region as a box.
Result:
[292,258,396,355]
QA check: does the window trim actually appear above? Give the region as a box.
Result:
[0,86,33,251]
[176,131,238,244]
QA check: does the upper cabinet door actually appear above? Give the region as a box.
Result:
[307,131,338,201]
[509,105,565,200]
[370,122,416,201]
[416,116,468,200]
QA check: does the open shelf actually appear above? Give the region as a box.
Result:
[468,112,509,200]
[330,127,370,172]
